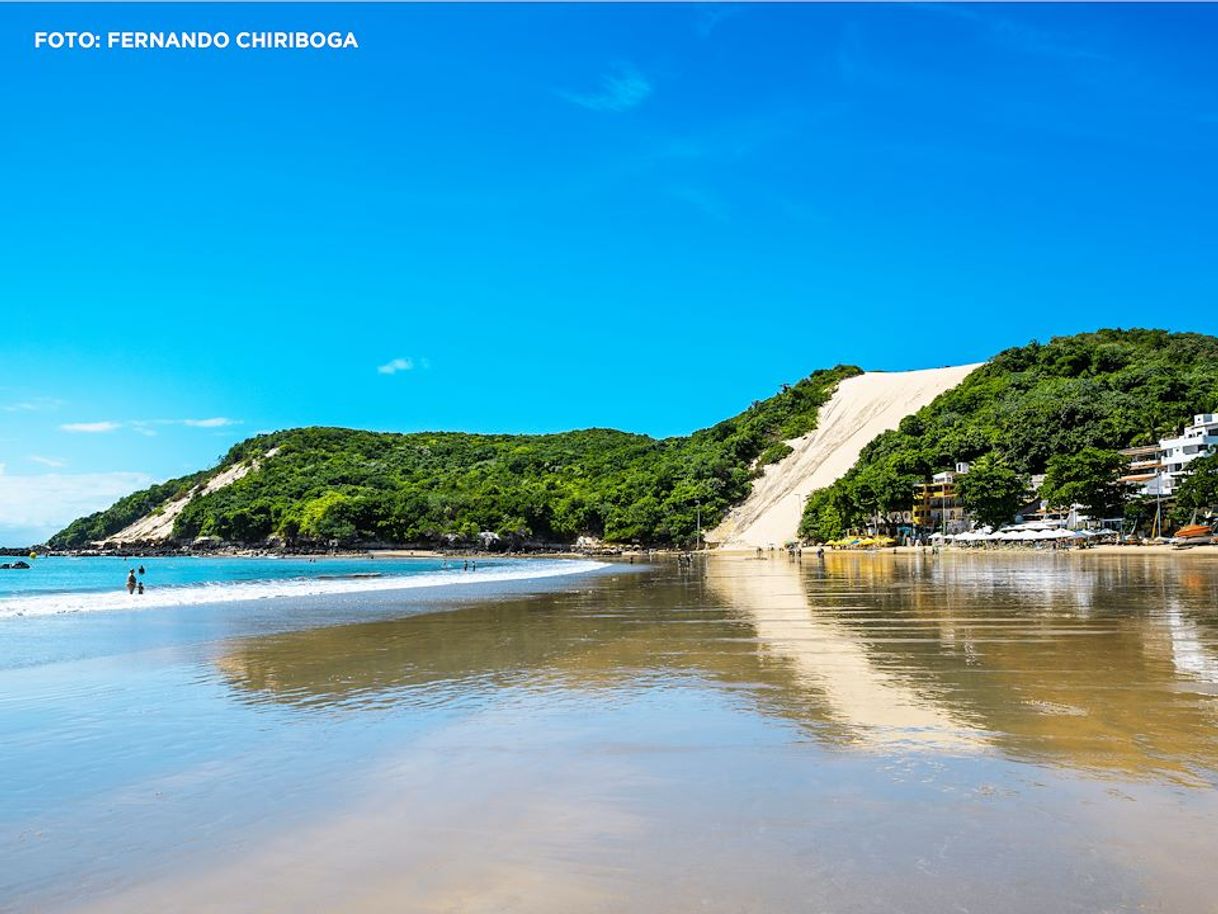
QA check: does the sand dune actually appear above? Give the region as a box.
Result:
[707,365,982,549]
[105,448,279,544]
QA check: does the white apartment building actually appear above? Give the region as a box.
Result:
[1159,413,1218,494]
[1123,413,1218,498]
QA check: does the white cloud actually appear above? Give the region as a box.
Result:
[182,417,238,428]
[378,357,414,375]
[559,62,653,113]
[29,455,67,468]
[61,418,240,434]
[0,470,153,545]
[2,397,64,413]
[61,421,121,433]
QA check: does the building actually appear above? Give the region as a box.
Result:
[912,463,970,534]
[1118,444,1168,498]
[1120,414,1218,499]
[1158,413,1218,495]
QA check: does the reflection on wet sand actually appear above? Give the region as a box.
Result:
[706,557,986,750]
[36,554,1218,914]
[788,553,1218,784]
[215,553,1218,784]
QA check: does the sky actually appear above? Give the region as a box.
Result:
[2,2,1217,543]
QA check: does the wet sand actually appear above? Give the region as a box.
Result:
[3,553,1217,912]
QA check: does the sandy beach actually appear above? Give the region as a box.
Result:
[4,552,1218,912]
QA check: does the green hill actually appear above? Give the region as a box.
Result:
[800,329,1218,539]
[50,365,862,549]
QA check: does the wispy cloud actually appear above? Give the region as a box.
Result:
[559,62,653,113]
[911,3,1107,62]
[3,397,64,413]
[180,417,237,428]
[0,470,154,545]
[646,108,810,166]
[29,455,67,468]
[60,418,241,434]
[669,185,731,223]
[61,421,121,433]
[696,5,744,39]
[377,357,414,375]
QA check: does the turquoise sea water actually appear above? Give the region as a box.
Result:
[0,555,604,618]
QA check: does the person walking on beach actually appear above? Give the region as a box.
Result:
[126,569,137,594]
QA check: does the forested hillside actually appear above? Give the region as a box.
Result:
[51,365,861,548]
[800,330,1218,540]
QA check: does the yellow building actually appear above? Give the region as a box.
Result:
[912,468,968,534]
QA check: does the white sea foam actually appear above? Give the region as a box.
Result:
[0,560,607,619]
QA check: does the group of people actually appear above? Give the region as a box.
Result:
[125,565,146,595]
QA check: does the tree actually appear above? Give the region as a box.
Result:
[1123,495,1158,536]
[797,330,1218,539]
[1040,447,1127,520]
[1172,452,1218,519]
[955,454,1029,528]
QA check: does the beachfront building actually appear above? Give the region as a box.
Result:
[1118,444,1169,498]
[1158,413,1218,495]
[912,463,970,534]
[1119,414,1218,499]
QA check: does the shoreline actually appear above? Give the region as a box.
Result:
[0,555,613,620]
[708,543,1218,557]
[15,542,1218,562]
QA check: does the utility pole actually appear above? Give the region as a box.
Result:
[1155,468,1163,540]
[696,504,702,551]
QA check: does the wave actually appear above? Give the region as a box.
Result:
[0,560,607,619]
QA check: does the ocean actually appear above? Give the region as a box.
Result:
[0,554,606,618]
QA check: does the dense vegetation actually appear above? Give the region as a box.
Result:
[49,471,209,548]
[50,365,862,549]
[800,330,1218,540]
[1173,452,1218,521]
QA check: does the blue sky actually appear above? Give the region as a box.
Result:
[2,2,1217,543]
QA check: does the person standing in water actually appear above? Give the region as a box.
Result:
[126,569,137,594]
[137,581,145,595]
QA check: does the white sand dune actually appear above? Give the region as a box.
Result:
[105,448,279,544]
[707,365,982,549]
